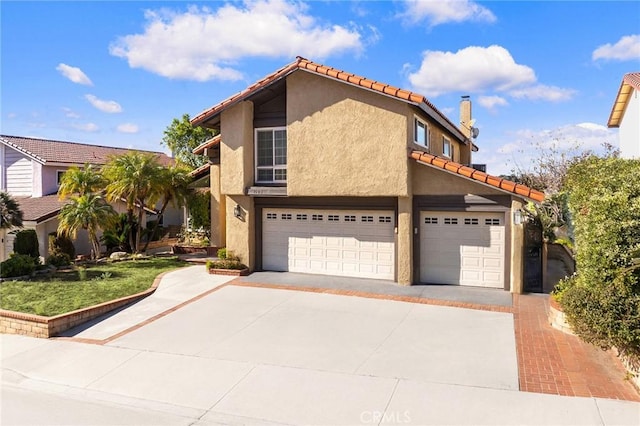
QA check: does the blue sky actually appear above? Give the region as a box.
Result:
[2,1,639,174]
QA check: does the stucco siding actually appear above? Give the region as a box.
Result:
[411,162,504,196]
[287,71,410,197]
[620,90,640,159]
[220,101,254,195]
[42,166,68,197]
[5,147,33,196]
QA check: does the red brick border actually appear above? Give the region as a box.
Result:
[514,294,639,401]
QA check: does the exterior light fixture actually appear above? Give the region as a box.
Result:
[234,204,243,219]
[513,210,523,225]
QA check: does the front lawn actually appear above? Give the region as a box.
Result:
[0,257,186,316]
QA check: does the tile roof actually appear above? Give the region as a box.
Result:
[188,162,212,179]
[608,72,640,128]
[1,135,174,166]
[191,57,466,142]
[192,135,221,155]
[410,150,545,202]
[15,195,65,223]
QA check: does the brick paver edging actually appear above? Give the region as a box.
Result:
[0,271,170,339]
[230,280,514,313]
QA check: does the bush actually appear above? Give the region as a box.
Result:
[207,259,247,270]
[13,229,39,259]
[48,232,75,259]
[557,157,640,363]
[1,253,36,278]
[217,248,227,259]
[47,252,72,268]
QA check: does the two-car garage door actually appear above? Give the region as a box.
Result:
[420,211,506,289]
[262,208,395,280]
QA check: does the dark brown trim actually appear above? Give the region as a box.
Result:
[255,196,397,273]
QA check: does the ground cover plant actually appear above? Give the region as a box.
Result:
[0,257,186,316]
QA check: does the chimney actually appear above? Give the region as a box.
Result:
[460,95,472,139]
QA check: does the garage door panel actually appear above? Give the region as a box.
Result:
[420,211,505,288]
[263,208,395,280]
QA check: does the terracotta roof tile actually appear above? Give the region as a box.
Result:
[410,150,545,202]
[192,134,221,155]
[1,135,174,166]
[188,162,212,179]
[191,57,465,141]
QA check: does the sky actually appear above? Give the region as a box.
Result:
[1,0,639,175]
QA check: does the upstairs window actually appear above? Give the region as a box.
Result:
[56,170,66,187]
[414,117,429,148]
[256,127,287,183]
[442,136,451,158]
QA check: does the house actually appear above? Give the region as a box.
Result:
[0,135,181,261]
[608,72,640,159]
[191,57,544,292]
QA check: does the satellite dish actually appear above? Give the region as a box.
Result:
[471,127,480,139]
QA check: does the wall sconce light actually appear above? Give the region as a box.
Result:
[233,204,243,220]
[513,209,523,225]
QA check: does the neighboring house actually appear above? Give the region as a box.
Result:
[191,57,544,292]
[608,72,640,159]
[0,135,180,261]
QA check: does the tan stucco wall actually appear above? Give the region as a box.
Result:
[411,162,504,196]
[224,195,255,270]
[286,72,410,197]
[210,164,226,248]
[397,196,413,285]
[220,101,254,195]
[510,199,524,293]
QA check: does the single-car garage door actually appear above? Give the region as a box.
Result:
[420,211,505,288]
[262,208,395,280]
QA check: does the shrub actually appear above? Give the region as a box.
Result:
[217,248,227,259]
[47,252,72,267]
[13,229,39,259]
[557,157,640,363]
[48,232,75,259]
[0,253,36,278]
[208,259,247,270]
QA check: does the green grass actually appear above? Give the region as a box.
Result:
[0,257,187,317]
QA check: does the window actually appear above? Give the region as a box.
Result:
[256,128,287,183]
[485,218,501,226]
[312,214,323,221]
[379,216,392,223]
[444,217,458,225]
[281,213,292,220]
[266,213,277,220]
[361,216,374,222]
[414,117,429,147]
[442,137,451,158]
[56,170,66,187]
[424,217,438,224]
[328,215,340,222]
[344,215,356,222]
[296,214,307,221]
[464,218,479,225]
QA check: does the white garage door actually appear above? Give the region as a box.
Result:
[420,211,505,288]
[262,208,395,280]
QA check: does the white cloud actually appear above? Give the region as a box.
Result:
[72,122,99,132]
[592,34,640,61]
[509,84,576,102]
[117,123,139,134]
[478,122,617,175]
[7,112,17,119]
[109,1,363,81]
[85,94,122,113]
[478,95,508,110]
[56,63,93,86]
[407,45,575,103]
[62,107,80,119]
[400,0,496,26]
[408,45,536,97]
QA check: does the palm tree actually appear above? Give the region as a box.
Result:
[142,165,193,251]
[102,152,163,253]
[57,193,116,259]
[0,191,23,229]
[57,163,105,199]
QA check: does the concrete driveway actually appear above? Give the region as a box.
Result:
[2,266,639,425]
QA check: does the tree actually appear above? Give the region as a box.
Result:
[57,193,116,259]
[103,152,163,253]
[0,191,23,229]
[142,165,192,251]
[57,163,105,199]
[162,113,216,169]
